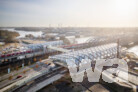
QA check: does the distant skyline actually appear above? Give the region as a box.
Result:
[0,0,138,27]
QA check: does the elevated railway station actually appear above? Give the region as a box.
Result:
[49,43,118,67]
[0,36,115,65]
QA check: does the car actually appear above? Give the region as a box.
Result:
[16,75,22,79]
[47,63,51,66]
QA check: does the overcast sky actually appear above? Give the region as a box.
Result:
[0,0,138,27]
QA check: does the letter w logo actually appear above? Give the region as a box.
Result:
[66,59,128,83]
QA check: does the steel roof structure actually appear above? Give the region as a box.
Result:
[49,43,118,66]
[27,40,63,51]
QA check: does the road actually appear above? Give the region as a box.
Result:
[0,59,55,91]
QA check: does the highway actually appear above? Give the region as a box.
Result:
[0,59,62,92]
[15,68,67,92]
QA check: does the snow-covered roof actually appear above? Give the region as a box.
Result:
[75,37,93,44]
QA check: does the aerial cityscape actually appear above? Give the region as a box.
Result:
[0,0,138,92]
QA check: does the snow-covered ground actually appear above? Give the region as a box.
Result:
[2,28,43,38]
[128,46,138,56]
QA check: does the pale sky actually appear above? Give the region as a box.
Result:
[0,0,138,27]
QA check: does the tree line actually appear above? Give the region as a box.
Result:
[0,30,20,43]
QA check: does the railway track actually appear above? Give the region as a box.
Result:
[12,66,67,92]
